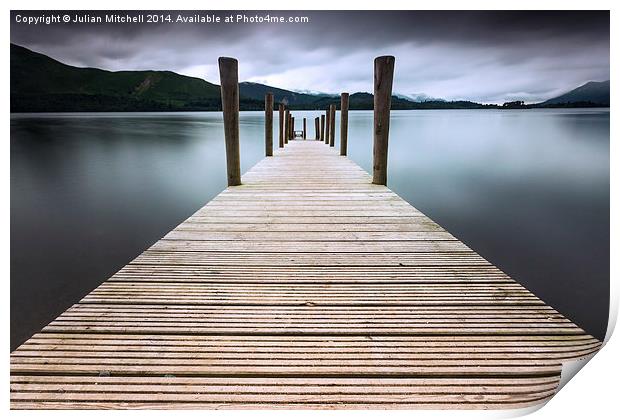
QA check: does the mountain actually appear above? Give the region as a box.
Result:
[538,80,610,107]
[312,92,493,110]
[239,82,334,106]
[10,43,262,112]
[396,93,445,103]
[8,44,497,112]
[10,43,610,112]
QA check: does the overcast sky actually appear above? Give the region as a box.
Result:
[10,10,610,103]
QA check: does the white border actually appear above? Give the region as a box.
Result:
[2,1,616,419]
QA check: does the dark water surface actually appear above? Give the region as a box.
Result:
[10,109,609,349]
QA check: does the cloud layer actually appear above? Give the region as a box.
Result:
[10,10,610,103]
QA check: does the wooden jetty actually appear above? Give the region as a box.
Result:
[10,56,600,410]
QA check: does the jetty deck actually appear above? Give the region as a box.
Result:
[10,140,600,409]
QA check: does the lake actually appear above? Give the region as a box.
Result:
[10,109,609,349]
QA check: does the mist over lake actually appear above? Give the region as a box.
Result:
[10,108,609,350]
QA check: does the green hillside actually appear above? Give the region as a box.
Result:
[538,80,610,107]
[10,44,495,112]
[11,43,609,112]
[308,92,495,110]
[239,82,334,106]
[10,43,260,112]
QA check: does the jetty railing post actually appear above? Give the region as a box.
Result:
[329,104,336,147]
[218,57,241,186]
[289,114,293,140]
[320,114,325,142]
[278,104,285,148]
[325,108,330,144]
[303,117,307,139]
[340,92,349,156]
[284,109,290,144]
[292,116,295,139]
[265,93,274,156]
[372,55,395,185]
[315,117,320,140]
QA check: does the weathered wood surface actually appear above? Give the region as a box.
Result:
[329,104,336,147]
[372,56,394,185]
[284,109,290,144]
[303,117,307,139]
[325,108,330,144]
[10,140,600,410]
[315,117,320,140]
[218,57,241,186]
[291,117,295,139]
[278,104,285,148]
[340,92,349,155]
[265,93,274,156]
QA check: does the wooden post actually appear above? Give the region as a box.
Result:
[302,118,306,139]
[315,117,320,140]
[265,93,274,156]
[278,104,284,148]
[289,114,292,140]
[289,114,293,140]
[320,114,325,142]
[324,108,330,144]
[292,117,295,139]
[329,104,336,147]
[218,57,241,186]
[340,92,349,156]
[372,55,395,185]
[284,109,290,144]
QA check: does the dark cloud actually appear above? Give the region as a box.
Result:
[10,10,610,103]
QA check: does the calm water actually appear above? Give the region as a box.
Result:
[10,109,609,349]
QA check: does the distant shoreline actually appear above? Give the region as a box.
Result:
[11,44,610,114]
[10,106,610,115]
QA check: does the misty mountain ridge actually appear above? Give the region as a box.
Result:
[10,43,610,112]
[237,81,334,107]
[540,80,609,106]
[291,88,338,97]
[396,93,447,103]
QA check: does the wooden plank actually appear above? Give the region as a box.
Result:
[163,231,456,241]
[10,374,561,408]
[130,251,504,266]
[24,332,599,347]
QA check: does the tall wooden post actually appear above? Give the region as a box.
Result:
[289,114,293,140]
[278,104,285,148]
[303,118,307,139]
[372,55,395,185]
[324,108,330,144]
[315,117,320,140]
[284,109,290,144]
[329,104,336,147]
[218,57,241,186]
[291,117,295,139]
[320,114,325,142]
[265,93,274,156]
[340,92,349,156]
